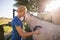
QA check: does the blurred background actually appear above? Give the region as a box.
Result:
[0,0,60,40]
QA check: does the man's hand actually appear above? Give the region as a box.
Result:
[34,29,40,35]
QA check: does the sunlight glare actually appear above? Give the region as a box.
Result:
[44,0,60,11]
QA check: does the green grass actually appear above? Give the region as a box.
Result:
[0,18,12,33]
[3,26,12,33]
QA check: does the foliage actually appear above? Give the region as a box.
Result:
[14,0,40,11]
[24,22,33,40]
[3,26,12,33]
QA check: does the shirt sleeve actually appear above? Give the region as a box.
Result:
[13,19,22,28]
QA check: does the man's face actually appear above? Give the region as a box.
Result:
[17,9,25,17]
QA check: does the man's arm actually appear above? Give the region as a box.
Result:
[16,26,40,39]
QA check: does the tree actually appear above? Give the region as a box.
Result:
[14,0,40,11]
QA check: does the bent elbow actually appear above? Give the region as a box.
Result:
[21,35,26,39]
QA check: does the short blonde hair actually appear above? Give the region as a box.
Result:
[17,5,27,12]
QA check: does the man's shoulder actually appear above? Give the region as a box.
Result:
[12,16,18,21]
[11,17,17,23]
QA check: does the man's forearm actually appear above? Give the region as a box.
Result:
[22,31,34,39]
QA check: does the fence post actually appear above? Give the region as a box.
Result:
[0,25,4,40]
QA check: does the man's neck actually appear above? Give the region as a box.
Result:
[17,15,21,19]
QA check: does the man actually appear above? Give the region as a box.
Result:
[11,5,40,40]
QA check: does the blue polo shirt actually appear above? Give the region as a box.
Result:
[11,16,23,40]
